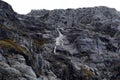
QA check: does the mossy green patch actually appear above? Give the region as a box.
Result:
[33,38,49,48]
[81,67,95,77]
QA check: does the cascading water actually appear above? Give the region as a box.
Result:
[54,28,65,54]
[54,28,78,55]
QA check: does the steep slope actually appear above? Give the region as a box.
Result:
[0,0,120,80]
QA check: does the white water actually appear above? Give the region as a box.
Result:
[54,28,65,54]
[55,28,64,46]
[54,28,78,55]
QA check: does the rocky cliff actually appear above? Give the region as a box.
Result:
[0,0,120,80]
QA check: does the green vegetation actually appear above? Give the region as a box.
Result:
[0,39,30,56]
[81,67,95,78]
[33,38,49,48]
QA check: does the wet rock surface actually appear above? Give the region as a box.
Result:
[0,0,120,80]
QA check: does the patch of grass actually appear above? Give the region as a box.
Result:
[81,67,95,77]
[33,38,49,48]
[0,39,30,56]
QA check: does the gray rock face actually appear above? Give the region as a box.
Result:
[0,0,120,80]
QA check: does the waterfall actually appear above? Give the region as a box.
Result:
[54,28,78,55]
[54,28,65,54]
[53,46,57,54]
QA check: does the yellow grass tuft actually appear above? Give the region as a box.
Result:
[82,68,95,77]
[0,39,30,56]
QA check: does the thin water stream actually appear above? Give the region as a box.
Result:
[54,28,65,54]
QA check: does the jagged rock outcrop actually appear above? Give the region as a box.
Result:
[0,0,120,80]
